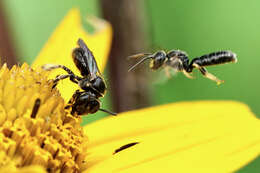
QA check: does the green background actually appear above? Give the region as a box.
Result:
[147,0,260,116]
[3,0,260,172]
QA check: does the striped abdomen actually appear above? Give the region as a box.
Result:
[190,51,237,67]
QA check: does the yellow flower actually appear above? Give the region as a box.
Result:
[1,8,259,172]
[0,64,88,172]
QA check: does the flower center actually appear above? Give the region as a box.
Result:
[0,63,88,172]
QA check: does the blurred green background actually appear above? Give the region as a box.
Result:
[2,0,260,171]
[148,0,260,118]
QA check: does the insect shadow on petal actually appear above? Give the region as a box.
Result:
[113,142,139,155]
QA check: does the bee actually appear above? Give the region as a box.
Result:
[128,50,237,84]
[42,38,116,116]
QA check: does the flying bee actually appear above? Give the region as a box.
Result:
[42,38,116,116]
[128,50,237,84]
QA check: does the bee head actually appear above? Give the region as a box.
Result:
[72,92,100,115]
[150,51,167,70]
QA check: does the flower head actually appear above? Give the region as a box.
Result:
[0,63,88,172]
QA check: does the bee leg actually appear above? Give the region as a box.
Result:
[52,74,71,88]
[65,90,79,110]
[42,64,82,81]
[182,70,194,79]
[68,90,81,104]
[65,90,81,115]
[52,74,80,88]
[164,66,172,78]
[193,63,224,85]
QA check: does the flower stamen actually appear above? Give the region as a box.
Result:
[0,64,89,172]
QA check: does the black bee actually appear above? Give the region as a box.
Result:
[42,38,116,116]
[128,50,237,84]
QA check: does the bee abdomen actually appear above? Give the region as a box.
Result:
[190,51,237,67]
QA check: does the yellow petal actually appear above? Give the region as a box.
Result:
[83,101,260,172]
[32,8,112,101]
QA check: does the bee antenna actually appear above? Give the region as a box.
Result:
[128,56,152,72]
[127,53,152,60]
[99,108,117,116]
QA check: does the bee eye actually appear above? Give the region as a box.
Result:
[91,77,106,95]
[149,51,166,70]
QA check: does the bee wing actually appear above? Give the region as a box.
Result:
[77,38,101,77]
[153,57,190,85]
[152,67,178,85]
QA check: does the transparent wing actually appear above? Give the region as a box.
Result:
[152,66,179,85]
